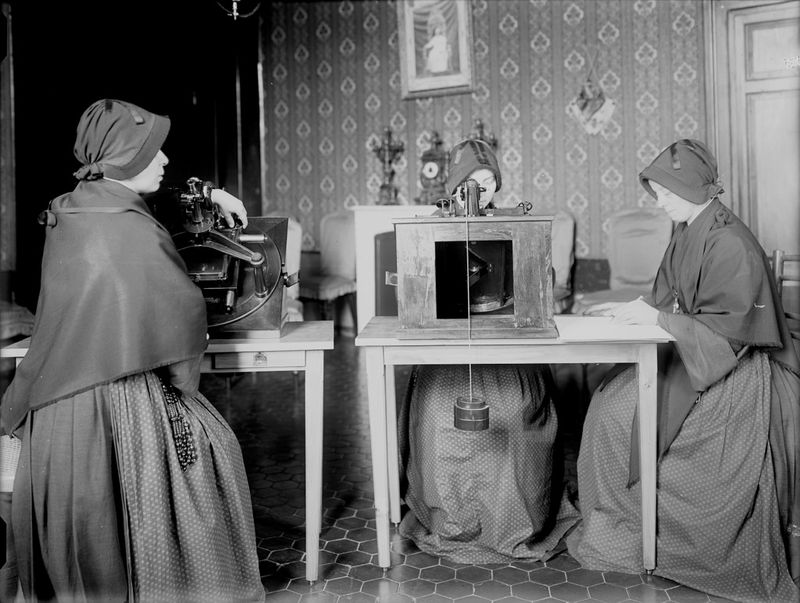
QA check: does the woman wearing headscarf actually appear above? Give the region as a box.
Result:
[1,99,264,602]
[398,139,580,563]
[567,139,799,601]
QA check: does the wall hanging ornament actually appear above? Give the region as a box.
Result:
[566,49,616,135]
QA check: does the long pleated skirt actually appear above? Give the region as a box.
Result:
[567,352,798,602]
[398,364,580,563]
[12,370,264,603]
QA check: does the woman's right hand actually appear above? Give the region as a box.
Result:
[583,302,625,317]
[610,297,658,325]
[210,188,249,229]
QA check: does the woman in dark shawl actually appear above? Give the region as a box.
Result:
[567,139,799,602]
[1,99,264,602]
[398,139,580,563]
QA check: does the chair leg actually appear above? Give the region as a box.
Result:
[580,364,590,409]
[320,300,333,321]
[345,293,358,334]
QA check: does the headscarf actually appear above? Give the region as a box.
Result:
[73,98,170,181]
[446,138,502,194]
[639,139,723,205]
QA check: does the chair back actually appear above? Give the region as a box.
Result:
[771,249,800,342]
[551,211,576,294]
[607,208,672,290]
[283,217,302,300]
[320,210,356,280]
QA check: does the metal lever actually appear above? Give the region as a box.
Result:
[173,230,269,298]
[284,270,299,288]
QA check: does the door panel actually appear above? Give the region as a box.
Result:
[748,89,799,252]
[748,18,799,78]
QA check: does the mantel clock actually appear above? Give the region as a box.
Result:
[416,131,448,205]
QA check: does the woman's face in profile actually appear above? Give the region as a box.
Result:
[650,180,696,223]
[125,150,169,194]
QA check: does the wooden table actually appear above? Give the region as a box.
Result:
[1,320,334,583]
[355,315,673,572]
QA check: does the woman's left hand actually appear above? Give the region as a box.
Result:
[610,297,659,325]
[210,189,248,228]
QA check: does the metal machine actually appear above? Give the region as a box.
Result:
[171,178,297,338]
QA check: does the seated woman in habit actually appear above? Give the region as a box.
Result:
[567,139,799,602]
[398,138,580,563]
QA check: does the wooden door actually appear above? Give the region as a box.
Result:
[707,0,800,254]
[731,2,800,254]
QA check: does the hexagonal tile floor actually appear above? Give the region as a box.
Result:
[201,334,735,603]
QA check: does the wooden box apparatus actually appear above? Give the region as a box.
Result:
[393,215,557,339]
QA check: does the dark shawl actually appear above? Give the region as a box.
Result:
[1,179,208,436]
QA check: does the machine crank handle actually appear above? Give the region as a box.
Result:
[284,270,299,288]
[239,233,267,244]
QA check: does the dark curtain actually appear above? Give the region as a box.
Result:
[0,2,15,287]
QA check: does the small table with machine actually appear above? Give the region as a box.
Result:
[356,200,673,574]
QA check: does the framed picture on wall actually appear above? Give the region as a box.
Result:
[397,0,474,99]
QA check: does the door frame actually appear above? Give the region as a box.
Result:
[703,0,795,219]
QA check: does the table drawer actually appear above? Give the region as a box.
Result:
[211,350,305,370]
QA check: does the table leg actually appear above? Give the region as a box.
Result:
[385,366,402,525]
[637,345,658,572]
[365,347,391,567]
[304,351,325,583]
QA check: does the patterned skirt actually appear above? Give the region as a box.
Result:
[398,364,580,563]
[567,352,798,602]
[12,370,264,603]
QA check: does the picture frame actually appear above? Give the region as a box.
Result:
[397,0,475,100]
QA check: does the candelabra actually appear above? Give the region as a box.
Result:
[371,126,405,205]
[469,118,498,150]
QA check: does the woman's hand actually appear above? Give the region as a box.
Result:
[609,297,659,325]
[583,302,625,317]
[210,188,248,228]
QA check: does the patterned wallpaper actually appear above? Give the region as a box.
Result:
[260,0,706,258]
